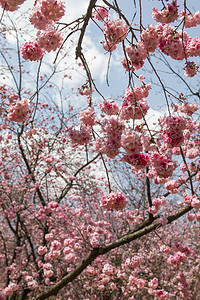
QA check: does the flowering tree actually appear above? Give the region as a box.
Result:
[0,0,200,299]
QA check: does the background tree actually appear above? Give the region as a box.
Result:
[0,0,200,299]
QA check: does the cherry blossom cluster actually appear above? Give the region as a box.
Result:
[25,276,38,290]
[100,192,127,210]
[125,42,147,70]
[119,85,150,120]
[103,19,128,52]
[94,6,108,21]
[184,195,200,209]
[179,10,200,28]
[122,153,150,170]
[20,40,44,61]
[184,61,199,77]
[4,282,18,297]
[95,118,124,158]
[124,83,151,102]
[20,0,65,60]
[173,101,198,116]
[0,0,25,11]
[140,24,159,53]
[149,197,166,216]
[152,0,179,23]
[177,272,190,299]
[98,100,119,115]
[79,107,96,126]
[78,84,95,96]
[36,26,63,52]
[121,130,142,154]
[7,98,30,123]
[68,125,92,145]
[159,116,187,148]
[149,152,176,179]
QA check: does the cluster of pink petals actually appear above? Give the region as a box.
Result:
[7,98,30,123]
[177,272,190,299]
[25,276,38,290]
[68,125,92,145]
[184,195,200,209]
[140,24,159,53]
[152,0,179,24]
[121,130,142,154]
[95,118,124,158]
[148,288,168,299]
[164,179,178,193]
[159,116,186,147]
[149,197,166,215]
[40,0,65,21]
[37,26,63,52]
[20,40,44,61]
[157,24,190,61]
[167,251,187,266]
[4,282,18,297]
[119,99,149,120]
[148,277,158,289]
[124,84,151,103]
[8,91,19,103]
[122,153,150,170]
[100,192,127,210]
[121,57,135,72]
[78,84,94,96]
[150,152,176,179]
[43,263,53,277]
[98,100,119,115]
[179,10,200,28]
[184,61,199,77]
[103,19,128,52]
[0,0,25,11]
[79,107,96,126]
[29,8,53,30]
[179,102,198,116]
[125,42,147,70]
[94,6,108,21]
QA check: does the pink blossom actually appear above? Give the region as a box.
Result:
[100,192,127,210]
[98,101,119,115]
[140,24,158,53]
[179,102,198,116]
[0,0,19,11]
[103,19,128,52]
[37,26,63,52]
[94,7,108,21]
[152,1,179,23]
[191,195,200,209]
[122,152,150,170]
[179,10,200,28]
[40,0,65,21]
[148,277,158,289]
[79,107,96,126]
[4,283,18,297]
[38,246,48,255]
[121,130,142,154]
[68,125,92,145]
[29,8,53,30]
[184,61,199,77]
[78,84,94,96]
[150,152,176,179]
[125,42,147,69]
[102,263,115,275]
[156,24,191,60]
[7,98,30,123]
[20,40,44,61]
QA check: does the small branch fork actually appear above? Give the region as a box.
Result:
[34,204,193,299]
